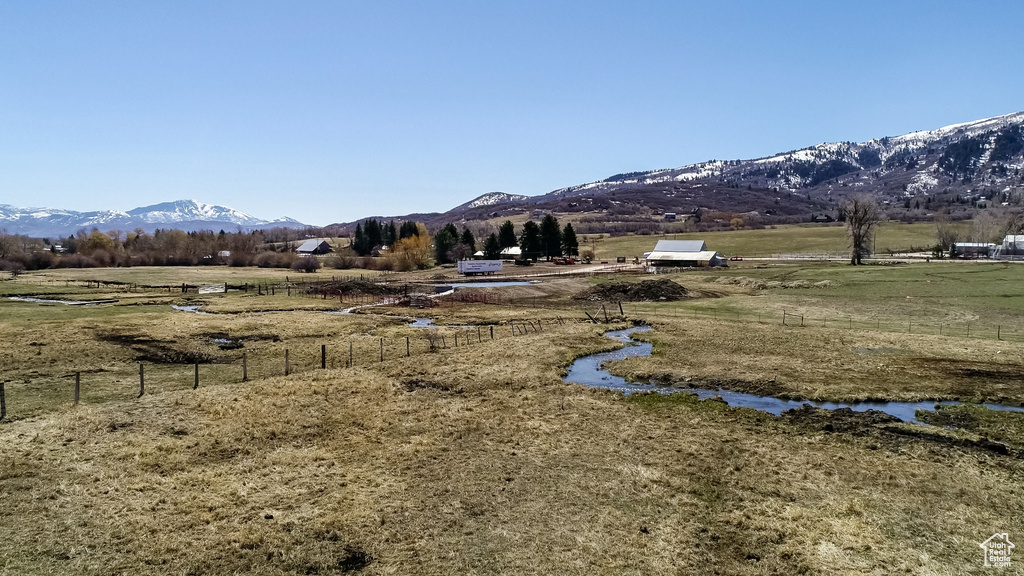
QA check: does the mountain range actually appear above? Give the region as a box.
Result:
[0,200,304,237]
[340,110,1024,230]
[5,111,1024,237]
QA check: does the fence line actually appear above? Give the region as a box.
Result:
[0,308,597,422]
[628,302,1024,344]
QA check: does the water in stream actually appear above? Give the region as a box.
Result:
[8,296,116,305]
[564,326,1024,424]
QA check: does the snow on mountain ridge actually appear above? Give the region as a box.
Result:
[0,200,305,237]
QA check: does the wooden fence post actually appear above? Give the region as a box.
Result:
[380,338,384,362]
[75,372,81,405]
[285,350,290,376]
[618,301,624,316]
[321,344,327,369]
[1,381,7,421]
[490,325,494,339]
[406,336,410,357]
[349,342,353,368]
[138,363,145,398]
[477,326,482,342]
[243,353,248,382]
[194,362,199,390]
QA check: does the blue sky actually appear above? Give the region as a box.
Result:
[2,1,1022,225]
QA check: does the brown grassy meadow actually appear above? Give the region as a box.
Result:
[2,263,1023,575]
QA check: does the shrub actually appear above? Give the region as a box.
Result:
[330,253,357,269]
[254,252,294,268]
[291,256,322,273]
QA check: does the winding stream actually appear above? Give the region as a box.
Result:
[8,296,117,305]
[564,326,1024,424]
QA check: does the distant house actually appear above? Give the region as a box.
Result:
[664,212,677,221]
[812,214,835,223]
[643,239,726,267]
[217,250,231,258]
[296,239,332,255]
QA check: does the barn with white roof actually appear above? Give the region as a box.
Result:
[643,239,726,267]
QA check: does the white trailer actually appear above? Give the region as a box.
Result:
[457,260,502,275]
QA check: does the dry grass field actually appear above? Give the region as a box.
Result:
[2,261,1023,574]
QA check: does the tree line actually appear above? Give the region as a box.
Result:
[432,214,579,264]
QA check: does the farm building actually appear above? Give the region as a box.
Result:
[472,246,522,260]
[296,239,332,255]
[1002,235,1024,255]
[952,243,996,258]
[643,240,726,267]
[500,246,522,259]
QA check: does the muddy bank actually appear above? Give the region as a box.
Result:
[783,405,1012,456]
[649,373,806,401]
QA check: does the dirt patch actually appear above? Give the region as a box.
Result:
[96,332,219,364]
[308,280,405,298]
[337,545,374,572]
[714,276,832,290]
[911,357,1024,384]
[783,405,900,433]
[574,279,690,302]
[401,379,464,394]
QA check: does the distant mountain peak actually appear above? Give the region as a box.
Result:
[453,192,530,211]
[0,200,306,237]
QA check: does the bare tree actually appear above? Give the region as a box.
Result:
[971,210,1000,243]
[843,195,880,265]
[934,211,962,256]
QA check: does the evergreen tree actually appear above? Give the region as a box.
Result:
[385,220,398,246]
[365,219,383,249]
[519,220,542,261]
[460,227,476,252]
[483,233,502,259]
[353,223,370,256]
[561,223,579,257]
[433,224,459,264]
[540,214,561,259]
[399,221,419,239]
[498,220,517,248]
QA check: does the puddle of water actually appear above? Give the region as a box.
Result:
[565,326,1024,424]
[409,318,435,327]
[171,305,208,314]
[8,296,116,305]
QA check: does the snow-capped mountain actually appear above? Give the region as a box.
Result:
[540,111,1024,204]
[0,200,305,237]
[452,192,530,211]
